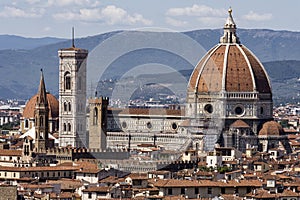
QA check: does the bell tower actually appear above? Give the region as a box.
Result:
[88,96,109,150]
[35,69,49,151]
[58,32,88,148]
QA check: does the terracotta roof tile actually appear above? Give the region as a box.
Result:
[47,179,83,190]
[279,189,300,197]
[187,44,271,94]
[127,173,148,180]
[259,121,284,136]
[0,149,22,156]
[230,120,250,128]
[83,186,110,192]
[0,165,77,172]
[247,189,277,198]
[20,183,53,189]
[220,194,243,200]
[99,176,120,184]
[49,192,80,199]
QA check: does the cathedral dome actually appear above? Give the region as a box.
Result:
[23,93,59,119]
[258,121,284,136]
[187,9,271,96]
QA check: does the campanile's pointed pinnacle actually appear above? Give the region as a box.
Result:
[37,69,48,106]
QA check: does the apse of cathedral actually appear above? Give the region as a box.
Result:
[20,8,292,156]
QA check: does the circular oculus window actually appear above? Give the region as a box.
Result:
[121,121,127,129]
[235,106,244,115]
[204,104,213,114]
[146,122,152,129]
[171,122,178,130]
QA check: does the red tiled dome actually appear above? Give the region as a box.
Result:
[187,9,271,98]
[188,44,271,94]
[23,93,59,119]
[258,121,284,136]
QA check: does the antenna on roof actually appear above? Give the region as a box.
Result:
[72,27,75,48]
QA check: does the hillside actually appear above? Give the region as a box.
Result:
[0,35,66,50]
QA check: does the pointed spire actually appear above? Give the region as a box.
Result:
[220,8,240,44]
[36,69,48,106]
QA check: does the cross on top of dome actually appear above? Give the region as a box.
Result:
[220,8,240,44]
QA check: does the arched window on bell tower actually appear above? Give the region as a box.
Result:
[68,123,71,131]
[93,107,98,125]
[64,102,67,112]
[64,71,71,90]
[68,102,71,112]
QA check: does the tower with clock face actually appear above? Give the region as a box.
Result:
[58,46,88,148]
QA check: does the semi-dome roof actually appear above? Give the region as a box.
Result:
[230,120,250,128]
[187,9,271,95]
[23,93,59,119]
[258,121,284,136]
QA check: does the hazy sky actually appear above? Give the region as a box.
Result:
[0,0,298,38]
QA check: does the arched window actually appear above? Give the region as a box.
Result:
[93,107,98,125]
[25,145,29,156]
[64,102,67,112]
[63,123,66,131]
[68,123,71,132]
[64,71,71,90]
[68,102,71,112]
[260,107,264,115]
[25,119,29,128]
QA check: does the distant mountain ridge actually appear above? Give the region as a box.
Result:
[0,29,299,104]
[0,35,66,50]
